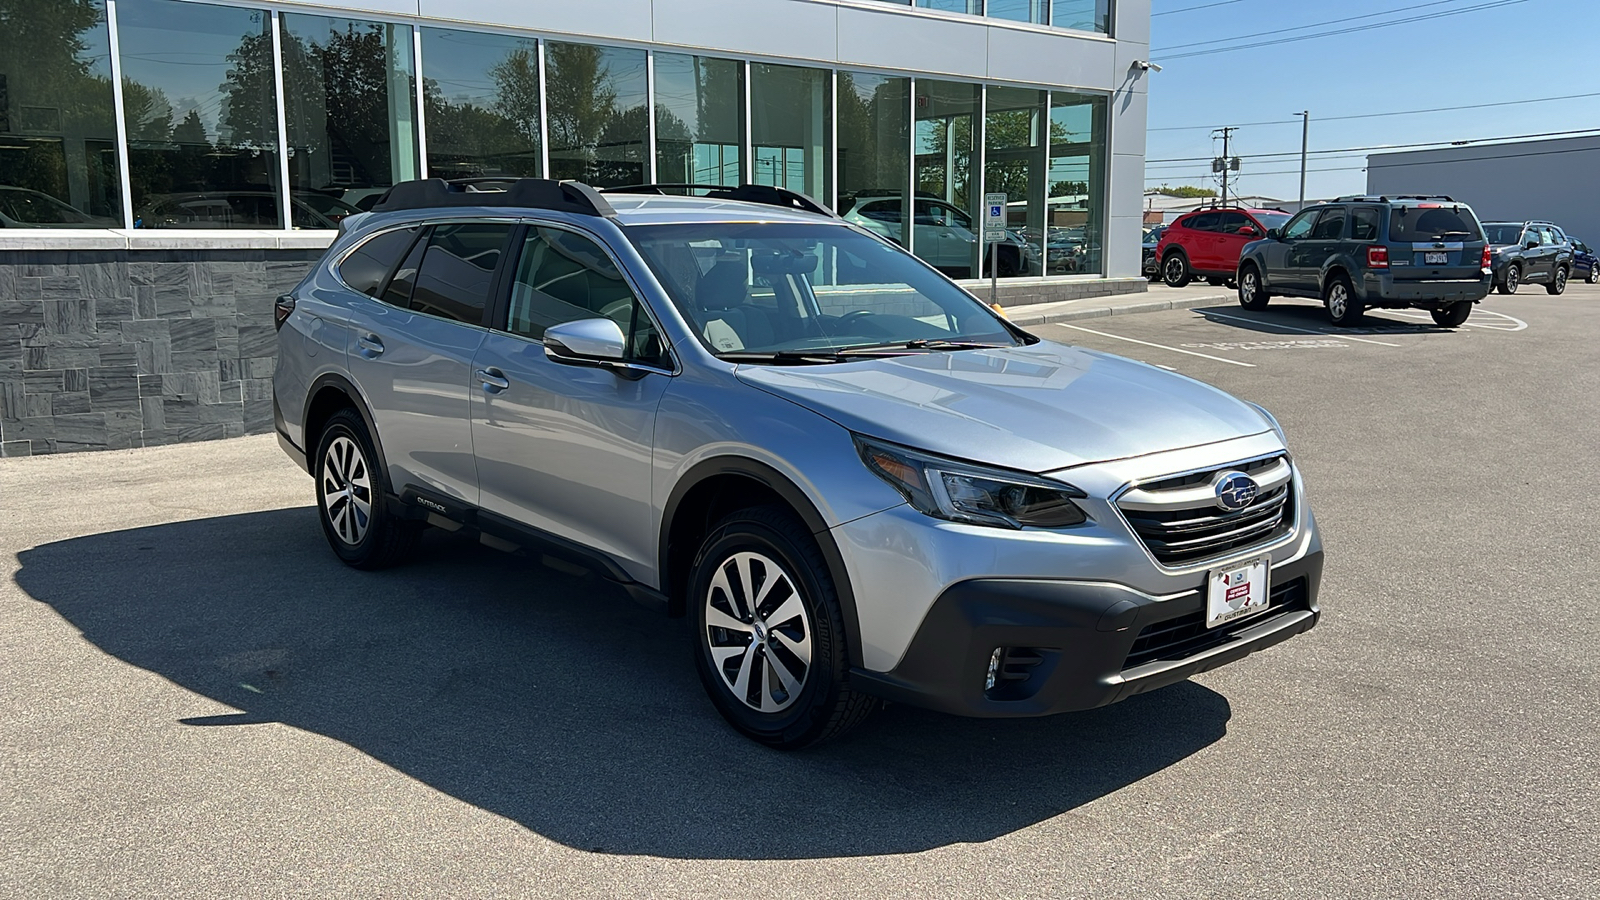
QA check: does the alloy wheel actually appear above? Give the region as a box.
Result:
[1241,271,1258,302]
[1554,267,1568,293]
[321,435,373,545]
[704,551,813,714]
[1505,266,1519,293]
[1328,284,1349,319]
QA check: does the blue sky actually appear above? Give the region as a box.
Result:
[1145,0,1599,201]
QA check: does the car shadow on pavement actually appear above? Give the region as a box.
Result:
[1194,303,1442,334]
[16,508,1231,860]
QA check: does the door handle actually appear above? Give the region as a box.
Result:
[477,367,510,393]
[357,333,384,358]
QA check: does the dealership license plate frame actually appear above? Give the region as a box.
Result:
[1205,556,1271,629]
[1424,251,1450,265]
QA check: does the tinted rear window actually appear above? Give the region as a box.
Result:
[1184,212,1219,231]
[339,227,418,297]
[1483,224,1522,244]
[410,223,512,324]
[1390,206,1481,242]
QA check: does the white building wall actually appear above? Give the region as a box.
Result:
[1368,135,1600,242]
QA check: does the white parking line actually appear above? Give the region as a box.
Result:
[1199,310,1403,347]
[1056,323,1256,367]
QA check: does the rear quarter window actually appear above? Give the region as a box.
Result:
[1390,206,1482,242]
[338,227,420,297]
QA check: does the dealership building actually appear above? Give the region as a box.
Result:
[0,0,1152,455]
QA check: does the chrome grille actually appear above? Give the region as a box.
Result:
[1117,455,1295,566]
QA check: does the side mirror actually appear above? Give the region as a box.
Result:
[1524,240,1539,249]
[1266,228,1283,240]
[544,318,627,366]
[1239,225,1260,237]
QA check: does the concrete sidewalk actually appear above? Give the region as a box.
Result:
[1003,284,1235,327]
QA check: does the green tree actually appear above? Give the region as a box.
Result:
[1153,185,1217,198]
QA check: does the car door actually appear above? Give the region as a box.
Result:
[1181,211,1221,272]
[1298,206,1347,290]
[469,223,673,578]
[1519,226,1548,283]
[1275,208,1321,290]
[1213,212,1254,275]
[343,220,512,504]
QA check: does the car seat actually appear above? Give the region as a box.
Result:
[696,261,775,352]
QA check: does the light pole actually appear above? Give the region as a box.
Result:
[1297,111,1310,209]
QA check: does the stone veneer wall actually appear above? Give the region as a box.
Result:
[0,251,1147,457]
[0,250,321,457]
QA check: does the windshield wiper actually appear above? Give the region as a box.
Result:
[834,339,1012,353]
[718,349,903,365]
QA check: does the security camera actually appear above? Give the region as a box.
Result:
[1135,60,1162,73]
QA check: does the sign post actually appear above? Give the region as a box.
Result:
[983,192,1006,304]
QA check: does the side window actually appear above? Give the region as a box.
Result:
[1186,212,1220,232]
[380,229,429,308]
[1542,226,1562,245]
[505,226,666,365]
[1520,227,1538,247]
[859,200,902,223]
[1350,207,1381,241]
[338,227,419,298]
[1310,207,1346,240]
[1282,209,1318,240]
[409,222,513,324]
[1215,212,1250,234]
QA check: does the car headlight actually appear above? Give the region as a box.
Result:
[855,436,1089,529]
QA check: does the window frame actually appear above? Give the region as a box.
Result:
[489,218,679,375]
[333,217,518,329]
[1281,209,1318,241]
[1309,206,1347,241]
[1350,206,1382,242]
[408,220,521,326]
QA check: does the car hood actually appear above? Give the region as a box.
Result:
[735,341,1273,474]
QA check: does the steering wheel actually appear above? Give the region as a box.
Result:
[838,310,875,325]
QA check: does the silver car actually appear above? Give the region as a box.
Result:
[272,179,1323,749]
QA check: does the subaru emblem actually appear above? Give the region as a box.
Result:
[1214,471,1259,511]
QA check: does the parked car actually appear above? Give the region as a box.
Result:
[840,191,1029,278]
[0,186,119,228]
[136,189,361,230]
[1482,221,1575,295]
[1570,237,1598,284]
[272,177,1323,748]
[1156,206,1292,288]
[1236,195,1491,327]
[1142,224,1165,280]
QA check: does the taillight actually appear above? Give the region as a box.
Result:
[273,294,297,331]
[1480,245,1492,270]
[1367,245,1389,269]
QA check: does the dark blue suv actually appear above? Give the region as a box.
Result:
[1236,195,1491,327]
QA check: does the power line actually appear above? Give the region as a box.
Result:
[1146,142,1600,183]
[1146,127,1600,164]
[1152,0,1246,16]
[1149,90,1600,133]
[1154,0,1532,61]
[1155,0,1468,52]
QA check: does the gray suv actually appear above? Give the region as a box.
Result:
[1236,195,1491,327]
[272,178,1323,748]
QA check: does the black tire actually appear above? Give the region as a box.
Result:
[690,506,878,749]
[1546,265,1569,295]
[1205,276,1226,287]
[1497,263,1520,295]
[1237,264,1269,310]
[1586,264,1598,285]
[1324,273,1363,326]
[313,408,422,570]
[1161,252,1192,288]
[1430,301,1472,327]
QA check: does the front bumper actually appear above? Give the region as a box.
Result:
[850,549,1322,717]
[1361,273,1491,305]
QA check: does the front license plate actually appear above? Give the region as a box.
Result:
[1424,251,1449,265]
[1206,557,1270,629]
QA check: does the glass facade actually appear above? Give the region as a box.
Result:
[280,13,418,224]
[654,53,742,186]
[545,42,647,187]
[5,3,1115,278]
[119,0,282,228]
[0,0,120,227]
[872,0,1108,33]
[750,63,831,201]
[421,28,542,181]
[1051,0,1113,34]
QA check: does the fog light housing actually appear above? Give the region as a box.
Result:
[985,648,1002,691]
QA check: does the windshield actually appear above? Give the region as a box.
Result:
[1253,212,1291,231]
[628,223,1021,361]
[1390,206,1483,242]
[1483,223,1523,245]
[0,189,95,226]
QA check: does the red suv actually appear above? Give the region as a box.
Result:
[1156,206,1292,287]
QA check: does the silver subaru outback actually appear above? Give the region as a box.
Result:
[272,179,1322,749]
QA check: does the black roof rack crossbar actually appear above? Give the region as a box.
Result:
[1332,194,1457,203]
[371,177,616,218]
[601,183,837,217]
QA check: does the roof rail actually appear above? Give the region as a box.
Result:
[1333,193,1458,203]
[370,177,616,218]
[602,183,837,217]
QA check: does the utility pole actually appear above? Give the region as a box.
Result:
[1213,126,1237,207]
[1297,111,1310,209]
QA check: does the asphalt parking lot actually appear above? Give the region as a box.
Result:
[3,286,1597,898]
